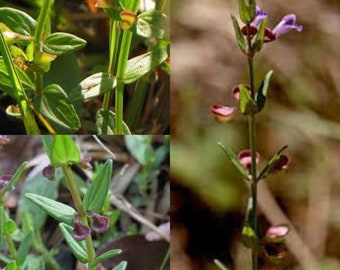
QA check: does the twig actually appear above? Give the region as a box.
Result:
[92,135,116,159]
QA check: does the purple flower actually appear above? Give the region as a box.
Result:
[265,224,290,243]
[273,14,303,38]
[237,149,260,173]
[252,6,268,27]
[0,174,12,192]
[89,211,110,233]
[210,104,238,123]
[72,217,90,241]
[42,165,55,180]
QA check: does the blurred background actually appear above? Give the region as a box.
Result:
[171,0,340,269]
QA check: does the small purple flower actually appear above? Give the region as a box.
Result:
[252,6,268,27]
[89,211,110,233]
[0,174,12,191]
[273,155,289,171]
[72,217,90,241]
[273,14,303,38]
[210,104,238,123]
[265,224,290,243]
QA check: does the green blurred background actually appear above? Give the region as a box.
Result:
[171,0,340,269]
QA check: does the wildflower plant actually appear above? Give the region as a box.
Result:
[0,0,169,134]
[211,0,302,269]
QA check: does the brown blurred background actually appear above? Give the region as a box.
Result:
[171,0,340,269]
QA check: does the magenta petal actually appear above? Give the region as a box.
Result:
[237,149,260,172]
[210,104,238,123]
[89,212,110,233]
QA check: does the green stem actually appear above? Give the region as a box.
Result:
[103,19,120,110]
[246,24,258,270]
[61,165,96,268]
[159,247,170,270]
[34,0,54,45]
[114,0,140,134]
[156,0,167,12]
[5,232,17,259]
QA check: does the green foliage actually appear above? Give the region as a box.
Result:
[96,109,131,135]
[230,15,247,54]
[255,70,274,113]
[112,261,128,270]
[42,32,86,55]
[50,135,80,166]
[83,159,113,212]
[136,10,169,40]
[24,193,76,225]
[89,249,122,269]
[59,223,88,263]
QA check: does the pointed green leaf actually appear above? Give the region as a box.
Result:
[96,109,131,135]
[2,162,27,194]
[258,145,288,180]
[59,223,88,263]
[124,45,168,84]
[50,135,81,166]
[42,32,86,55]
[68,72,117,103]
[112,261,128,270]
[241,222,257,248]
[0,8,37,36]
[136,10,169,40]
[255,70,274,113]
[89,249,122,269]
[6,261,17,270]
[217,142,250,180]
[230,15,247,54]
[239,0,256,24]
[41,135,54,159]
[25,193,76,225]
[83,159,113,212]
[16,231,33,265]
[32,84,80,133]
[239,84,256,115]
[253,19,267,53]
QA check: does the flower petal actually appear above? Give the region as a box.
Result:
[210,104,238,123]
[273,14,302,38]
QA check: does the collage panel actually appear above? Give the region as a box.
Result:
[171,0,340,269]
[0,0,169,135]
[0,135,169,269]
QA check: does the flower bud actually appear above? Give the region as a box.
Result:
[72,217,90,241]
[265,224,289,243]
[89,211,110,233]
[237,149,260,173]
[120,10,138,31]
[210,104,238,123]
[42,165,55,181]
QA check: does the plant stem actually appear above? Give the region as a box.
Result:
[159,247,170,270]
[247,24,258,270]
[114,0,140,134]
[61,164,96,268]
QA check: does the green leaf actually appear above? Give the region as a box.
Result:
[239,84,256,115]
[6,261,17,270]
[41,135,54,159]
[125,135,154,166]
[112,261,128,270]
[0,207,3,244]
[25,193,76,225]
[0,58,35,97]
[217,142,250,181]
[21,255,45,270]
[253,19,267,53]
[230,15,247,54]
[59,223,88,263]
[68,72,117,103]
[2,162,27,194]
[32,84,80,133]
[42,32,86,55]
[3,219,17,234]
[16,231,33,265]
[255,70,274,113]
[241,222,257,248]
[136,10,169,40]
[83,159,113,212]
[0,8,37,36]
[50,135,81,166]
[239,0,256,24]
[258,145,288,180]
[96,109,131,135]
[124,45,168,84]
[89,249,122,269]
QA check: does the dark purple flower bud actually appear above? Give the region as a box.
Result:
[72,217,90,241]
[273,155,289,172]
[78,157,93,170]
[42,165,55,180]
[89,211,110,233]
[210,104,238,123]
[273,14,302,38]
[237,149,260,173]
[0,174,12,191]
[0,135,10,146]
[265,224,289,243]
